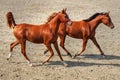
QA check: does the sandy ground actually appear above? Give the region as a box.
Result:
[0,0,120,80]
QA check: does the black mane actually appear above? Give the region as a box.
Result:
[84,13,101,22]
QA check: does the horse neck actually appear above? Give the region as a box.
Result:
[88,16,102,31]
[49,15,61,34]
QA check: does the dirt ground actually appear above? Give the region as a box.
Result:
[0,0,120,80]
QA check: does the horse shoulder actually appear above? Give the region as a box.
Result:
[79,21,91,37]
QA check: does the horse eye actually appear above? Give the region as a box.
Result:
[65,15,68,18]
[107,18,110,22]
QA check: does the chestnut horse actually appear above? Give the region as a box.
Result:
[44,11,114,58]
[6,9,70,66]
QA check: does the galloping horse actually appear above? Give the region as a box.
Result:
[44,10,114,58]
[6,9,70,66]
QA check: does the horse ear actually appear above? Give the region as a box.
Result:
[61,9,64,13]
[102,11,109,15]
[105,11,110,15]
[108,11,110,14]
[64,8,67,12]
[62,8,67,13]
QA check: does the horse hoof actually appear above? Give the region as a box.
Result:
[64,63,68,67]
[41,62,44,65]
[29,63,33,67]
[6,58,9,60]
[61,61,68,67]
[43,52,46,55]
[72,55,76,59]
[67,53,72,58]
[68,55,72,58]
[102,55,106,58]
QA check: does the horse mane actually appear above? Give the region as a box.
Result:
[84,13,101,22]
[46,12,57,23]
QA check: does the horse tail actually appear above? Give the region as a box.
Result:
[6,12,16,29]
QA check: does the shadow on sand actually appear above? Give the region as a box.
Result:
[10,54,120,67]
[81,54,120,60]
[45,54,120,67]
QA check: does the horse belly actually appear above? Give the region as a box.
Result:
[68,31,83,39]
[27,37,44,43]
[26,32,44,43]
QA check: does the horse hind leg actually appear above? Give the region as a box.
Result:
[20,40,32,66]
[7,40,19,60]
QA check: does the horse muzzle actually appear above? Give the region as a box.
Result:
[110,26,114,29]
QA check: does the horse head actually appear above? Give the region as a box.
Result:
[58,8,70,23]
[101,11,115,29]
[46,8,70,23]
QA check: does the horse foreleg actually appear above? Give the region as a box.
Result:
[42,43,54,64]
[74,39,88,58]
[59,35,72,57]
[54,41,68,66]
[7,40,19,60]
[90,37,105,57]
[20,40,32,66]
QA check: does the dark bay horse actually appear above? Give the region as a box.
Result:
[44,11,114,58]
[6,9,70,66]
